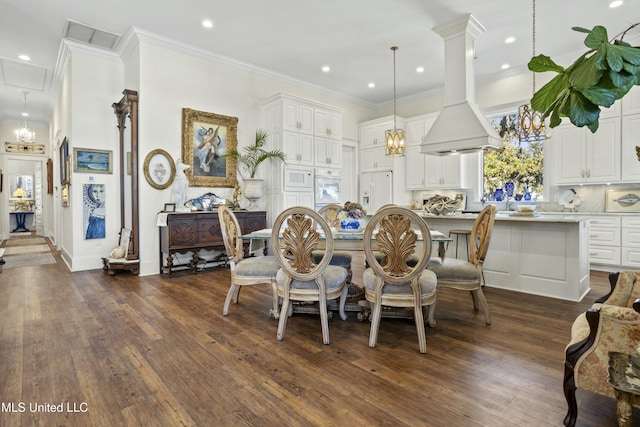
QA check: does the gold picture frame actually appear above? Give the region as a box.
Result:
[143,149,176,190]
[181,108,238,187]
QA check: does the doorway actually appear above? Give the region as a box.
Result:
[1,154,47,240]
[341,139,358,204]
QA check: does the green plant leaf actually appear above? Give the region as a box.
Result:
[583,26,608,49]
[570,54,604,89]
[528,55,564,73]
[567,91,601,127]
[530,73,569,114]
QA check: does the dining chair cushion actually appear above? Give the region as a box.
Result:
[311,250,352,267]
[427,257,479,282]
[363,268,437,295]
[373,251,419,268]
[276,265,349,291]
[233,255,281,276]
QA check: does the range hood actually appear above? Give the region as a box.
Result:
[421,14,502,155]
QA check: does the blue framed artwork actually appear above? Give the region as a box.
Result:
[74,147,113,174]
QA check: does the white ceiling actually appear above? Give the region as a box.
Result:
[1,0,639,126]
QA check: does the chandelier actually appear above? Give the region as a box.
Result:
[15,91,36,143]
[517,0,549,143]
[385,46,406,157]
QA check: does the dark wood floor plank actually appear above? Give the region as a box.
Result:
[0,245,633,426]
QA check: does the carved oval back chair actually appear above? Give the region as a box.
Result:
[218,206,279,318]
[427,204,496,325]
[311,204,353,283]
[362,206,438,354]
[272,206,349,345]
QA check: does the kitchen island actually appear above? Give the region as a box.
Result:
[417,211,590,302]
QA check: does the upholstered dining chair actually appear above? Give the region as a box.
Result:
[311,204,353,283]
[272,206,349,345]
[362,206,438,354]
[427,204,497,325]
[218,206,280,318]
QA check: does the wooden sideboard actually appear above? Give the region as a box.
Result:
[159,210,266,274]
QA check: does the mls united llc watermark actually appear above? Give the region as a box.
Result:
[2,402,88,413]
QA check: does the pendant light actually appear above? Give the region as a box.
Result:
[15,91,36,143]
[517,0,550,142]
[385,46,406,157]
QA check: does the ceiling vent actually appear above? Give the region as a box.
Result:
[63,20,121,50]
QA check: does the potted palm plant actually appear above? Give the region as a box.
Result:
[227,129,286,209]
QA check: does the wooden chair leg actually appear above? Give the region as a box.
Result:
[270,282,279,319]
[338,287,348,321]
[414,304,427,354]
[426,302,437,327]
[563,361,578,427]
[319,293,330,344]
[368,302,382,348]
[223,283,237,316]
[277,298,290,341]
[474,288,491,325]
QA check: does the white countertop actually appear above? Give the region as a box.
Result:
[411,211,588,223]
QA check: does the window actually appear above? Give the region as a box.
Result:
[483,113,544,201]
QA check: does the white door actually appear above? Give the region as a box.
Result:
[341,141,357,204]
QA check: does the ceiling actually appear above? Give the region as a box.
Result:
[1,0,639,127]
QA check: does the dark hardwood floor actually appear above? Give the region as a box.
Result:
[0,237,635,426]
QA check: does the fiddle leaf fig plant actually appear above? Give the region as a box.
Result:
[226,129,286,179]
[529,23,640,132]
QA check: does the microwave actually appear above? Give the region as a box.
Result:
[283,166,313,191]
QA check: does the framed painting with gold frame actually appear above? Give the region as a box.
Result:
[181,108,238,187]
[143,149,176,190]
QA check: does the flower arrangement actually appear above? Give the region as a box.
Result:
[337,201,366,220]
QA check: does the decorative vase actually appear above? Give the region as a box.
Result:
[505,182,515,198]
[243,178,264,210]
[340,218,361,230]
[493,188,504,202]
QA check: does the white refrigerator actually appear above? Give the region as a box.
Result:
[360,170,393,213]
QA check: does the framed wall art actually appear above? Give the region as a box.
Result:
[605,189,640,213]
[74,148,113,174]
[59,137,69,185]
[143,149,176,190]
[181,108,238,187]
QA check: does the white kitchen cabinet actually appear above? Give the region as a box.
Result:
[359,120,396,150]
[589,216,621,266]
[622,216,640,268]
[283,131,314,166]
[622,85,640,116]
[554,117,620,185]
[283,98,313,134]
[314,108,342,140]
[314,137,342,168]
[405,145,426,189]
[406,113,438,146]
[283,191,314,210]
[621,114,640,182]
[360,146,392,171]
[425,154,461,189]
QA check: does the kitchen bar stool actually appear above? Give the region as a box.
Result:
[448,229,471,260]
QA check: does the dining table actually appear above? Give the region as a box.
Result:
[242,227,453,319]
[242,227,453,261]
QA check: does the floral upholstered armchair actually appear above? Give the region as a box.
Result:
[563,271,640,426]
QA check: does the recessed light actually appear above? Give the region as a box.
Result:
[416,66,424,73]
[368,82,375,88]
[501,64,510,70]
[22,112,29,117]
[202,19,213,28]
[504,37,516,44]
[609,1,623,8]
[322,65,330,73]
[18,54,31,61]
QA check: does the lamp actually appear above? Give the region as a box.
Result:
[517,0,550,143]
[13,187,27,198]
[15,91,36,143]
[385,46,406,157]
